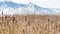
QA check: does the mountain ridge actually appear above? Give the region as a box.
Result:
[0,1,60,15]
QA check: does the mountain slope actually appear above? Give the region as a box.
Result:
[0,1,60,15]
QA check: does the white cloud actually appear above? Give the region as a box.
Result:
[0,0,5,2]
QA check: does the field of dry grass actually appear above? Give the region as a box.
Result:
[0,15,60,34]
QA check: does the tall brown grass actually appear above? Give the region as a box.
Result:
[0,15,60,34]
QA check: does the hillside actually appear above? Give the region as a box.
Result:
[0,1,60,15]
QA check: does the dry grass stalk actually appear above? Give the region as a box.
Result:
[0,15,60,34]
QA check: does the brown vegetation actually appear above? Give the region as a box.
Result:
[0,15,60,34]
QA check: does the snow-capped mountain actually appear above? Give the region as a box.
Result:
[0,1,60,15]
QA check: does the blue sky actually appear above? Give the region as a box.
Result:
[0,0,60,8]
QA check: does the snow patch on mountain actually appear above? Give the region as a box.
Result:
[0,1,60,15]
